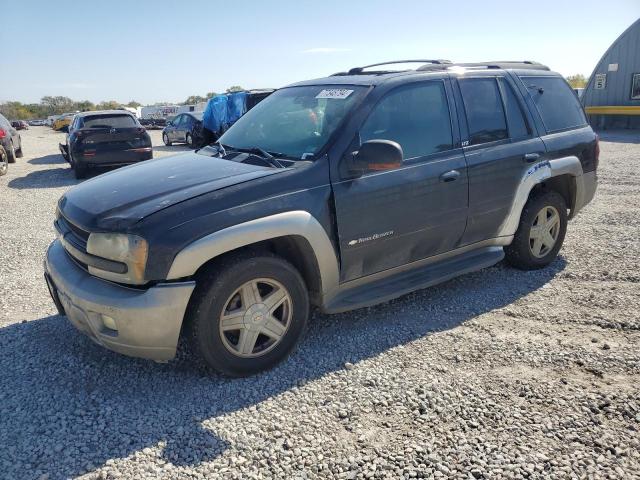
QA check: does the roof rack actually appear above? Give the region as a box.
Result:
[331,60,549,76]
[331,59,452,76]
[417,61,550,71]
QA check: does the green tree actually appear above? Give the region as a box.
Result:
[75,100,95,112]
[41,96,75,115]
[183,95,207,105]
[96,100,121,110]
[566,74,587,89]
[126,100,141,108]
[205,91,218,99]
[226,86,244,93]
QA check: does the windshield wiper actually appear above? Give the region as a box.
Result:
[228,146,287,168]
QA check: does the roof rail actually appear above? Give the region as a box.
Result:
[417,60,550,71]
[331,59,452,76]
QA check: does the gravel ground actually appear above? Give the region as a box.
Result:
[0,127,638,480]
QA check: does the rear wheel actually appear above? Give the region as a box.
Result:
[0,146,8,176]
[6,142,16,163]
[186,253,309,376]
[70,154,88,179]
[185,133,193,148]
[505,190,567,270]
[15,138,23,158]
[163,133,172,146]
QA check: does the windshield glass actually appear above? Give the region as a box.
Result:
[219,85,366,159]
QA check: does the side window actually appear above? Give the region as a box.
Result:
[175,115,184,126]
[360,82,453,160]
[459,78,508,146]
[521,76,587,133]
[498,78,531,139]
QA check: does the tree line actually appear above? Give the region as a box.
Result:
[0,86,245,120]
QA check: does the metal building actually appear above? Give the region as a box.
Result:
[582,17,640,129]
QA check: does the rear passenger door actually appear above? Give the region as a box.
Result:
[333,79,469,281]
[455,74,546,245]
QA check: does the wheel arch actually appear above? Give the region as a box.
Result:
[166,211,340,305]
[498,156,584,237]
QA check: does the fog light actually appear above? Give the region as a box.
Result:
[101,314,118,331]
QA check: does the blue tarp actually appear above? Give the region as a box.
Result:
[202,91,249,133]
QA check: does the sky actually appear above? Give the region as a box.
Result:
[1,0,639,105]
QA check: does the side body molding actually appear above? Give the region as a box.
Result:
[497,156,584,238]
[166,211,340,298]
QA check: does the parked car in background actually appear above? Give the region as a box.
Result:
[53,113,76,132]
[0,145,8,176]
[44,60,598,376]
[11,120,29,130]
[162,112,204,147]
[29,119,46,126]
[0,113,23,163]
[59,110,152,179]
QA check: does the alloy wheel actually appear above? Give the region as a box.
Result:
[529,205,560,258]
[219,278,292,358]
[0,150,7,175]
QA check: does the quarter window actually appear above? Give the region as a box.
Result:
[521,76,587,133]
[631,73,640,100]
[459,78,508,145]
[360,82,453,160]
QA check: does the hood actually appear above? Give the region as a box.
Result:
[59,152,281,230]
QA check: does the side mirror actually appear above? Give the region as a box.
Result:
[350,140,403,174]
[166,121,172,126]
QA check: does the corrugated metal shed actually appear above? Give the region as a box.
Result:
[583,18,640,128]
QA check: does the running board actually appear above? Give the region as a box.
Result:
[323,247,504,314]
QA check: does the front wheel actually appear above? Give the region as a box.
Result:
[186,253,309,376]
[505,190,567,270]
[163,133,172,146]
[185,133,193,148]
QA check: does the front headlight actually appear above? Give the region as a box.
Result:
[86,233,148,284]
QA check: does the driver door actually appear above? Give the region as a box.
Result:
[332,80,469,281]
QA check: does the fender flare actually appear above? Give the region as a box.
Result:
[166,211,340,298]
[497,156,584,237]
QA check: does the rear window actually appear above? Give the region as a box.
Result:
[521,76,587,133]
[82,114,137,129]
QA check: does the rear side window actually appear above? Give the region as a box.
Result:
[459,78,508,145]
[82,114,137,128]
[360,82,453,159]
[521,76,587,133]
[498,78,531,139]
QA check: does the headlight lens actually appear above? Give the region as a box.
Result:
[86,233,148,284]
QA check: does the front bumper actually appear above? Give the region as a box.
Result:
[44,239,195,361]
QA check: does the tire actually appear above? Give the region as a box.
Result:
[6,142,16,163]
[71,156,88,179]
[185,133,193,148]
[163,133,172,146]
[15,138,23,158]
[505,190,567,270]
[0,146,8,176]
[186,252,309,376]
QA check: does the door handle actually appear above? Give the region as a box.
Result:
[440,170,461,183]
[523,153,540,163]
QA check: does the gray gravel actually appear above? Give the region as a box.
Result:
[0,127,639,479]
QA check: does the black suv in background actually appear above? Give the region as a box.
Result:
[162,112,204,148]
[45,60,598,376]
[60,110,152,179]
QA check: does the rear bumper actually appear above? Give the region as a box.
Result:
[44,239,195,361]
[571,170,597,218]
[73,148,153,166]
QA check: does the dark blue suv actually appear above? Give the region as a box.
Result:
[45,60,598,376]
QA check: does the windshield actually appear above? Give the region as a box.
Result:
[219,85,366,159]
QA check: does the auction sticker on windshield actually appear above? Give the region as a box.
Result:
[316,89,354,99]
